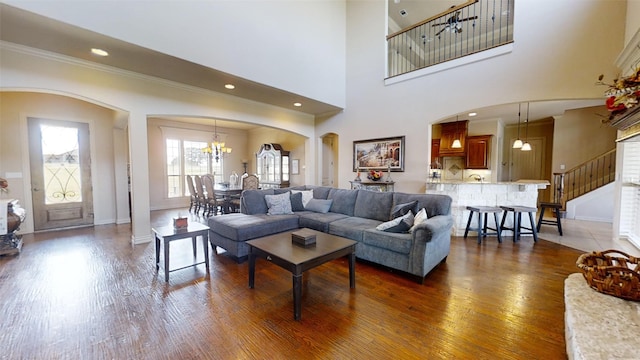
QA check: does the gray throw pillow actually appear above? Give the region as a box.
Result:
[291,189,313,207]
[377,211,414,233]
[305,198,333,213]
[264,192,293,215]
[290,191,305,212]
[390,200,418,220]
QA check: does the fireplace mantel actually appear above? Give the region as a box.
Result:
[612,28,640,140]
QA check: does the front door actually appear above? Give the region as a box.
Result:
[28,118,94,231]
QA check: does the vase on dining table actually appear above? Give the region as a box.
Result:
[230,171,239,188]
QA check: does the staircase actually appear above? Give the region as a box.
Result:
[552,149,616,210]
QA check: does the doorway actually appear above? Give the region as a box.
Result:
[28,118,94,231]
[321,134,338,187]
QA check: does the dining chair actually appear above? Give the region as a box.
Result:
[185,175,198,213]
[202,174,224,216]
[230,174,259,212]
[192,175,207,215]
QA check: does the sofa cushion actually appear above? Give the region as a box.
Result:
[353,190,394,222]
[392,192,452,217]
[361,229,413,254]
[265,192,293,215]
[312,186,332,200]
[305,198,333,213]
[391,200,418,220]
[298,211,349,233]
[208,213,299,241]
[241,189,275,215]
[290,192,305,212]
[329,216,382,241]
[327,188,358,216]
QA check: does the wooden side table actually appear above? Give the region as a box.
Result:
[153,222,210,282]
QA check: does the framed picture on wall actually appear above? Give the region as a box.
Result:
[353,136,405,172]
[291,159,300,175]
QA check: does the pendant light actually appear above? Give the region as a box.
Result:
[512,103,523,149]
[521,103,532,151]
[212,119,232,162]
[451,115,462,148]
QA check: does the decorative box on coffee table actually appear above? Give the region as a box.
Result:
[291,228,316,246]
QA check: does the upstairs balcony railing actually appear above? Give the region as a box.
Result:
[387,0,514,78]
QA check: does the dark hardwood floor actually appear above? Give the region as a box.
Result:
[0,209,583,359]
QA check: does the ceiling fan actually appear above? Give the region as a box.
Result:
[432,11,478,37]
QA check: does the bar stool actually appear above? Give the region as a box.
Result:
[499,205,538,242]
[537,202,563,236]
[464,206,503,244]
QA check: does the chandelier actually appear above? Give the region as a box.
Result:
[204,119,232,162]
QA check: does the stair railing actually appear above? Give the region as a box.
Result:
[553,149,616,209]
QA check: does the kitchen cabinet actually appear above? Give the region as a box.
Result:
[438,120,467,157]
[431,139,441,165]
[466,135,492,169]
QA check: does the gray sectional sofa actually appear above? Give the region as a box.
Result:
[207,185,453,282]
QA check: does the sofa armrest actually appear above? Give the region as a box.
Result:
[412,215,453,240]
[407,214,453,278]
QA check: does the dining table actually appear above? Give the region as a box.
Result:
[213,185,242,214]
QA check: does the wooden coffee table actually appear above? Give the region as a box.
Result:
[247,228,357,320]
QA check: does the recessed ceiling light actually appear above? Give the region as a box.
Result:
[224,84,235,90]
[91,48,108,56]
[293,102,302,107]
[468,112,477,117]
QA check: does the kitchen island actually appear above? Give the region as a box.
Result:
[425,180,550,237]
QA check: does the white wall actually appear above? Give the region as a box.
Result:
[314,0,627,193]
[625,0,640,46]
[566,183,615,222]
[3,0,347,109]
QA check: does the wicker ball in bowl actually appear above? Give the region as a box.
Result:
[576,249,640,301]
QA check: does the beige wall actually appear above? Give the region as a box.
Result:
[0,92,119,232]
[552,106,618,173]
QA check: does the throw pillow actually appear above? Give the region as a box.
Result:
[376,211,414,233]
[305,198,333,213]
[390,200,418,220]
[290,191,305,212]
[409,208,429,233]
[291,189,314,207]
[264,192,293,215]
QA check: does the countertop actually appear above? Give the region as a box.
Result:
[427,180,550,186]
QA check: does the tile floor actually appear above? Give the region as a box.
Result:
[537,217,640,256]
